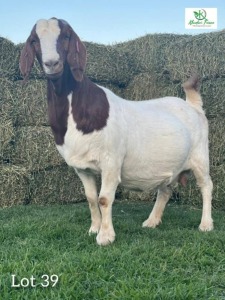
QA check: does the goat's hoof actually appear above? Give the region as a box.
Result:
[199,219,214,232]
[89,224,101,235]
[96,230,115,246]
[142,218,161,228]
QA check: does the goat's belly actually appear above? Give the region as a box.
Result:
[121,167,175,191]
[121,162,185,191]
[121,140,191,191]
[121,154,190,191]
[120,112,192,191]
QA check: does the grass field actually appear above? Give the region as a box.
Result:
[0,200,225,300]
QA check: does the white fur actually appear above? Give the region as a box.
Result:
[56,86,213,245]
[36,19,60,73]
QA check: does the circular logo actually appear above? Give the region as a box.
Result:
[194,9,207,21]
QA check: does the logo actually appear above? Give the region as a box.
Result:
[185,8,217,29]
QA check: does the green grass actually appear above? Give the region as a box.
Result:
[0,201,225,300]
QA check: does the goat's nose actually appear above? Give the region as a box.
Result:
[44,60,59,68]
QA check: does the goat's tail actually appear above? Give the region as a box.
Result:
[182,75,204,113]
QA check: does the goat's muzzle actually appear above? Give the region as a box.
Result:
[43,59,64,79]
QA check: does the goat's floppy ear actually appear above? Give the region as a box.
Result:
[67,30,86,82]
[19,38,35,82]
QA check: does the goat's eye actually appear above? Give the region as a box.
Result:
[64,35,70,41]
[31,40,37,45]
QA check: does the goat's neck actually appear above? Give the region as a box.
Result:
[47,67,109,144]
[46,66,76,145]
[47,67,76,97]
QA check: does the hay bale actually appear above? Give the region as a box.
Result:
[85,42,132,86]
[0,117,14,163]
[0,78,48,126]
[164,30,225,82]
[30,165,85,204]
[12,126,63,171]
[0,78,15,162]
[0,78,15,116]
[201,78,225,118]
[13,80,48,126]
[118,34,188,78]
[0,38,19,80]
[211,165,225,209]
[209,118,225,167]
[124,73,182,100]
[98,82,124,98]
[0,165,30,207]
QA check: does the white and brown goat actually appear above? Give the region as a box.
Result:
[19,18,213,245]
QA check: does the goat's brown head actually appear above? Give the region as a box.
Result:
[19,18,86,82]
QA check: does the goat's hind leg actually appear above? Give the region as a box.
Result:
[143,186,171,228]
[191,165,213,231]
[76,169,101,234]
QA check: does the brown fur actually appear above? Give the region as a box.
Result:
[99,197,108,207]
[71,77,109,134]
[19,26,37,81]
[47,73,109,144]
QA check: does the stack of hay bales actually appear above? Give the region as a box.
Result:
[0,31,224,209]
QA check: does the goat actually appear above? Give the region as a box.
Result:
[19,18,213,246]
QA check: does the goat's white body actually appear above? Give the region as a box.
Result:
[57,87,207,192]
[57,87,213,245]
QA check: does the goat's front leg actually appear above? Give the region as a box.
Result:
[76,169,101,234]
[96,170,120,246]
